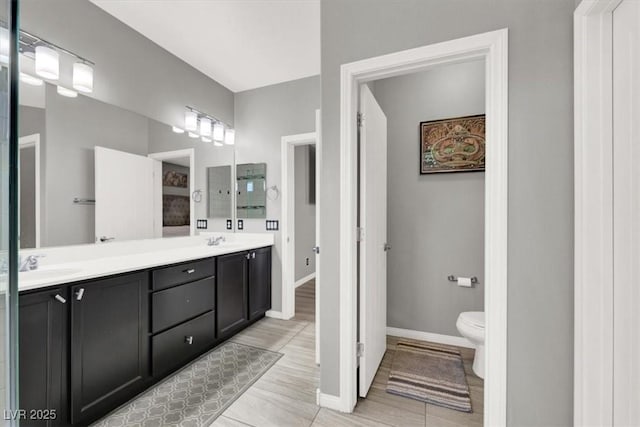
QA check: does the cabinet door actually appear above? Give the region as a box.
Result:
[19,288,67,427]
[70,272,149,425]
[216,252,248,337]
[248,247,272,320]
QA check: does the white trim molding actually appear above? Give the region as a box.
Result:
[386,327,473,349]
[19,134,41,248]
[336,29,508,425]
[316,389,345,412]
[265,310,286,320]
[574,1,622,425]
[295,272,316,288]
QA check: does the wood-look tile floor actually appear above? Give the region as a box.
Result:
[213,279,484,426]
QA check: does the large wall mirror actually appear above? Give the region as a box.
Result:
[18,81,238,248]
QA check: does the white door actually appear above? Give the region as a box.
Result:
[358,84,388,397]
[95,146,156,243]
[613,1,640,424]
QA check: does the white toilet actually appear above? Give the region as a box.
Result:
[456,311,485,379]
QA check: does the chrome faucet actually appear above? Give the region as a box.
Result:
[207,236,226,246]
[19,255,45,272]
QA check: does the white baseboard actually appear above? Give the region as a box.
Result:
[316,389,351,412]
[265,310,285,319]
[295,272,316,288]
[386,326,474,349]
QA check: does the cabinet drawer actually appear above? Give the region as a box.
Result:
[152,277,215,333]
[152,258,215,291]
[152,311,216,377]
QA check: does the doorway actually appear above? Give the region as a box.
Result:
[18,133,41,248]
[281,109,321,364]
[148,149,196,238]
[333,29,509,426]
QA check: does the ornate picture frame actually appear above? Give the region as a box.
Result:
[419,114,486,174]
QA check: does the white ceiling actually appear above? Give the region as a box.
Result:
[90,0,320,93]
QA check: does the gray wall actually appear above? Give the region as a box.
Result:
[20,0,234,130]
[44,84,149,246]
[374,61,485,337]
[294,145,316,281]
[234,75,320,312]
[320,1,575,425]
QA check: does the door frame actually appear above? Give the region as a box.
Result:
[574,0,623,424]
[148,148,196,237]
[280,110,321,364]
[18,133,41,248]
[335,29,508,426]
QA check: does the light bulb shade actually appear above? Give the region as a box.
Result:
[201,137,212,143]
[224,128,235,145]
[35,45,59,80]
[172,126,185,134]
[185,110,198,131]
[200,117,212,136]
[72,62,94,93]
[20,73,43,86]
[213,122,225,142]
[188,132,199,139]
[57,86,78,98]
[0,27,9,64]
[214,141,223,147]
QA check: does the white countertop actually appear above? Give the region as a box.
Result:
[18,233,274,292]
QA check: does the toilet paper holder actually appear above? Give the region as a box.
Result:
[448,275,478,284]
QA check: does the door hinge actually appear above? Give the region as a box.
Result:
[357,112,364,128]
[357,342,364,357]
[357,227,364,242]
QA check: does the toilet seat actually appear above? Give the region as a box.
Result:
[459,311,484,329]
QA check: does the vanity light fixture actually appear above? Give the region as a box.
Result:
[185,110,198,132]
[214,141,224,147]
[224,128,235,145]
[172,126,185,134]
[72,62,94,93]
[57,85,78,98]
[20,73,43,86]
[200,117,212,137]
[213,122,225,142]
[188,132,199,139]
[201,137,212,143]
[35,45,60,80]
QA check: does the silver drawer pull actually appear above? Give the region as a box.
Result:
[185,336,194,345]
[245,253,251,260]
[184,269,196,274]
[75,288,85,301]
[54,294,67,304]
[252,252,256,259]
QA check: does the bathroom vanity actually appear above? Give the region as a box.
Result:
[17,235,272,426]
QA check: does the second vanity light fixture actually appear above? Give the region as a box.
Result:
[1,23,96,97]
[175,106,235,147]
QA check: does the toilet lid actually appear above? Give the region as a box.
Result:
[460,311,484,328]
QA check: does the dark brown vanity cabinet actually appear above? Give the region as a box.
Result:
[216,251,249,338]
[19,288,68,426]
[69,272,149,425]
[248,247,272,320]
[217,247,272,337]
[18,246,272,426]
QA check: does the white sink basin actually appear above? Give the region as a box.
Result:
[19,267,82,282]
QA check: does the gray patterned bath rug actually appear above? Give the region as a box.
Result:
[92,342,282,427]
[386,341,472,412]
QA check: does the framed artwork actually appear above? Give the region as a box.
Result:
[163,169,188,188]
[419,114,485,174]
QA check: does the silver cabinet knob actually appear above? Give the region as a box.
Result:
[246,253,251,260]
[54,294,67,304]
[184,269,195,274]
[252,252,256,259]
[75,288,85,301]
[185,336,193,345]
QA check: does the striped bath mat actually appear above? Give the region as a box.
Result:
[386,341,472,412]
